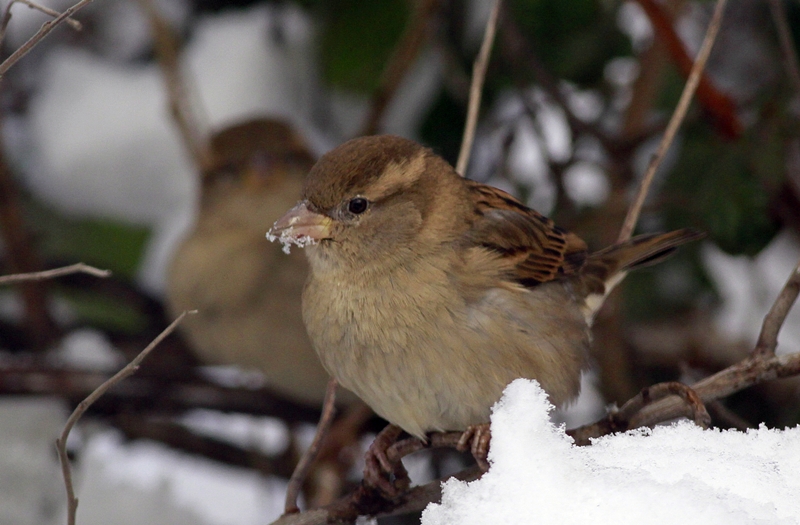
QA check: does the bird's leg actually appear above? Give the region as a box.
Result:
[363,424,409,497]
[456,423,491,471]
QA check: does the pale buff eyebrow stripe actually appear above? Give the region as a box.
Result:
[365,151,427,200]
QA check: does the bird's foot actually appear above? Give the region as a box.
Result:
[456,423,491,471]
[363,424,410,498]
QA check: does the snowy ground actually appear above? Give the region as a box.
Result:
[423,380,800,525]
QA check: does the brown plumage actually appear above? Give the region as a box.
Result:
[166,118,335,405]
[269,135,702,436]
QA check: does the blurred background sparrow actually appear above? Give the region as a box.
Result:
[166,117,336,406]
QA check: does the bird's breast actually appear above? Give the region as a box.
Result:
[301,255,590,437]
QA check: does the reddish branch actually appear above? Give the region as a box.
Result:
[635,0,741,139]
[618,0,728,242]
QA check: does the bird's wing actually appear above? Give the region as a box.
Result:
[463,180,588,287]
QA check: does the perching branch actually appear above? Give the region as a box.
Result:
[56,310,195,525]
[455,0,501,176]
[617,0,728,242]
[0,0,96,77]
[571,254,800,443]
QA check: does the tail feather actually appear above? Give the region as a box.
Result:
[578,228,705,322]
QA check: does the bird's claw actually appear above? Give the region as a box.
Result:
[457,423,491,471]
[363,424,410,498]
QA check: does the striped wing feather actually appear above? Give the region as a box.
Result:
[464,180,588,287]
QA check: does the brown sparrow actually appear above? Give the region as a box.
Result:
[166,118,336,405]
[269,135,701,480]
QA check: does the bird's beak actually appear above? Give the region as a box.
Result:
[267,201,332,253]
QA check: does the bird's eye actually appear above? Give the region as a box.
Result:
[348,197,369,215]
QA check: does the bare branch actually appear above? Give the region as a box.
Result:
[0,263,111,284]
[0,0,96,78]
[0,0,83,46]
[633,352,800,428]
[455,0,501,176]
[617,0,728,242]
[285,378,338,515]
[572,255,800,442]
[22,0,81,28]
[138,0,212,173]
[754,261,800,357]
[56,310,195,525]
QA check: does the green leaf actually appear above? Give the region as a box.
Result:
[664,127,781,256]
[56,288,149,334]
[24,196,150,280]
[509,0,631,85]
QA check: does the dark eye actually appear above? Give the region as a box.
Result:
[348,197,369,215]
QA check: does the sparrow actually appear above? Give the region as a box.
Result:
[166,118,336,405]
[268,135,702,482]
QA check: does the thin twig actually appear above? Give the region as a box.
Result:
[754,262,800,357]
[0,263,111,284]
[359,0,439,137]
[617,0,728,242]
[0,0,96,78]
[0,0,82,46]
[55,310,195,525]
[284,378,338,515]
[19,0,82,28]
[768,0,800,99]
[138,0,212,173]
[455,0,501,176]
